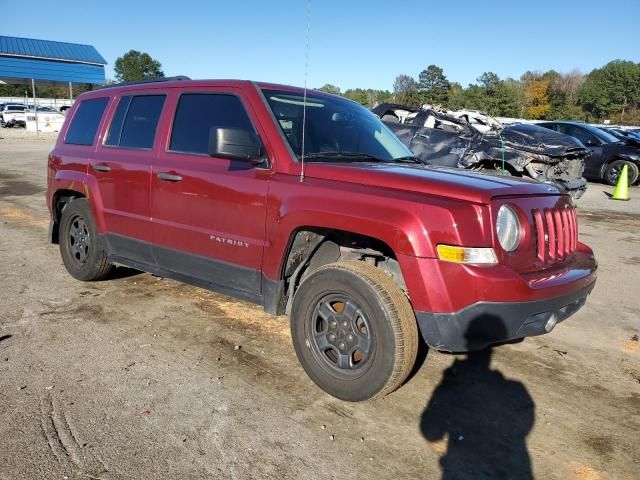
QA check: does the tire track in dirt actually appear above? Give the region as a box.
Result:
[39,391,113,479]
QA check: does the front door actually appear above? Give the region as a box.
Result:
[151,88,271,299]
[556,124,603,178]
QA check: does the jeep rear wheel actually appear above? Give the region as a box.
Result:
[59,198,114,281]
[290,261,418,401]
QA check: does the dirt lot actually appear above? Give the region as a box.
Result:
[1,130,639,480]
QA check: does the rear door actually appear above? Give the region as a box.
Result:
[150,87,271,299]
[91,92,166,265]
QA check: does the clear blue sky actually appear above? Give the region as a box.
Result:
[3,0,639,90]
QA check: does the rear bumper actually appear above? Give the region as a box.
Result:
[416,281,595,352]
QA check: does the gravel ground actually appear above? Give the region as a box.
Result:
[0,134,639,480]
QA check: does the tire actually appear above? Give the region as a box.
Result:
[59,198,114,281]
[604,160,639,186]
[290,261,419,401]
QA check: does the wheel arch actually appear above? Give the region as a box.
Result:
[50,188,86,244]
[274,226,408,316]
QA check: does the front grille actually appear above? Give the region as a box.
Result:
[532,206,577,262]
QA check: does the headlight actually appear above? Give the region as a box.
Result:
[496,205,521,252]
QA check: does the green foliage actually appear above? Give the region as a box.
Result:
[114,50,164,83]
[418,65,450,106]
[577,60,640,123]
[318,84,341,95]
[343,88,392,107]
[446,73,520,117]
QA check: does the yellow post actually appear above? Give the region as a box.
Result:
[611,164,630,201]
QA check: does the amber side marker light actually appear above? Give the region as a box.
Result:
[437,245,498,264]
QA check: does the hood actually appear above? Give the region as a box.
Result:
[499,123,590,158]
[304,162,563,204]
[605,142,640,158]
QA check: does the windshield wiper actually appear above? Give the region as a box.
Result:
[303,152,426,164]
[393,155,426,164]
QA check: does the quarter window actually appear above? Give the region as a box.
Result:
[65,97,109,145]
[106,95,165,149]
[170,94,254,154]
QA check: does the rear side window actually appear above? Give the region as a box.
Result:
[65,97,109,145]
[169,94,254,154]
[106,95,165,149]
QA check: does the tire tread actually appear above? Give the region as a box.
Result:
[308,261,419,399]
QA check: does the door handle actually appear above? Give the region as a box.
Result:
[157,172,183,182]
[93,164,111,172]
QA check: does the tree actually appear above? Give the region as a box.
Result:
[578,60,640,123]
[114,50,164,83]
[523,80,551,119]
[318,84,341,95]
[545,69,585,120]
[393,74,420,105]
[417,65,450,106]
[343,88,393,107]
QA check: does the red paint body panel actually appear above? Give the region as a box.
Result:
[47,79,597,317]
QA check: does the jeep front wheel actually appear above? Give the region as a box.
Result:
[290,261,418,401]
[59,198,114,281]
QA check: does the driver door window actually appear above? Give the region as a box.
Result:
[558,125,596,146]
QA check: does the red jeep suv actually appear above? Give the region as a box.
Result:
[47,78,597,401]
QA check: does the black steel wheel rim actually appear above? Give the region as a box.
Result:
[308,293,374,374]
[68,215,90,265]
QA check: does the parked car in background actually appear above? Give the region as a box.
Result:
[46,78,597,401]
[373,104,590,199]
[604,127,640,148]
[0,104,27,126]
[538,121,640,186]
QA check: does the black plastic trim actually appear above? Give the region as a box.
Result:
[416,282,596,353]
[103,233,283,313]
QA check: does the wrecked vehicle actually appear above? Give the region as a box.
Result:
[372,103,590,199]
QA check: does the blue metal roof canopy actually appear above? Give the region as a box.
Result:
[0,35,107,85]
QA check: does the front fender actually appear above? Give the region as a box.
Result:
[261,175,492,280]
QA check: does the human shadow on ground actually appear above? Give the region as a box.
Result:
[420,316,535,480]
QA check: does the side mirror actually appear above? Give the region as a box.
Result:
[208,127,263,162]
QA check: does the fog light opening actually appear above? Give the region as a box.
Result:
[544,313,558,333]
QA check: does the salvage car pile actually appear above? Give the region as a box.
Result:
[372,104,590,199]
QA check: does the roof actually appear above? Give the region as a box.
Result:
[0,36,107,66]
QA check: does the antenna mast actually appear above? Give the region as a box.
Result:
[300,0,312,182]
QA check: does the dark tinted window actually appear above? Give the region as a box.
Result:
[170,94,254,154]
[118,95,165,149]
[65,97,109,145]
[105,96,132,146]
[557,125,596,145]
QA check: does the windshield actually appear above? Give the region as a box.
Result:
[262,89,412,162]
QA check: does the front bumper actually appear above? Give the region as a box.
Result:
[416,281,595,352]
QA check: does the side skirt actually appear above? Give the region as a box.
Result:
[104,233,284,314]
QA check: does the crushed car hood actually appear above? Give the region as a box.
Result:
[304,162,562,205]
[499,123,590,158]
[372,103,589,199]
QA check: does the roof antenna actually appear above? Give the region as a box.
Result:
[300,0,312,182]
